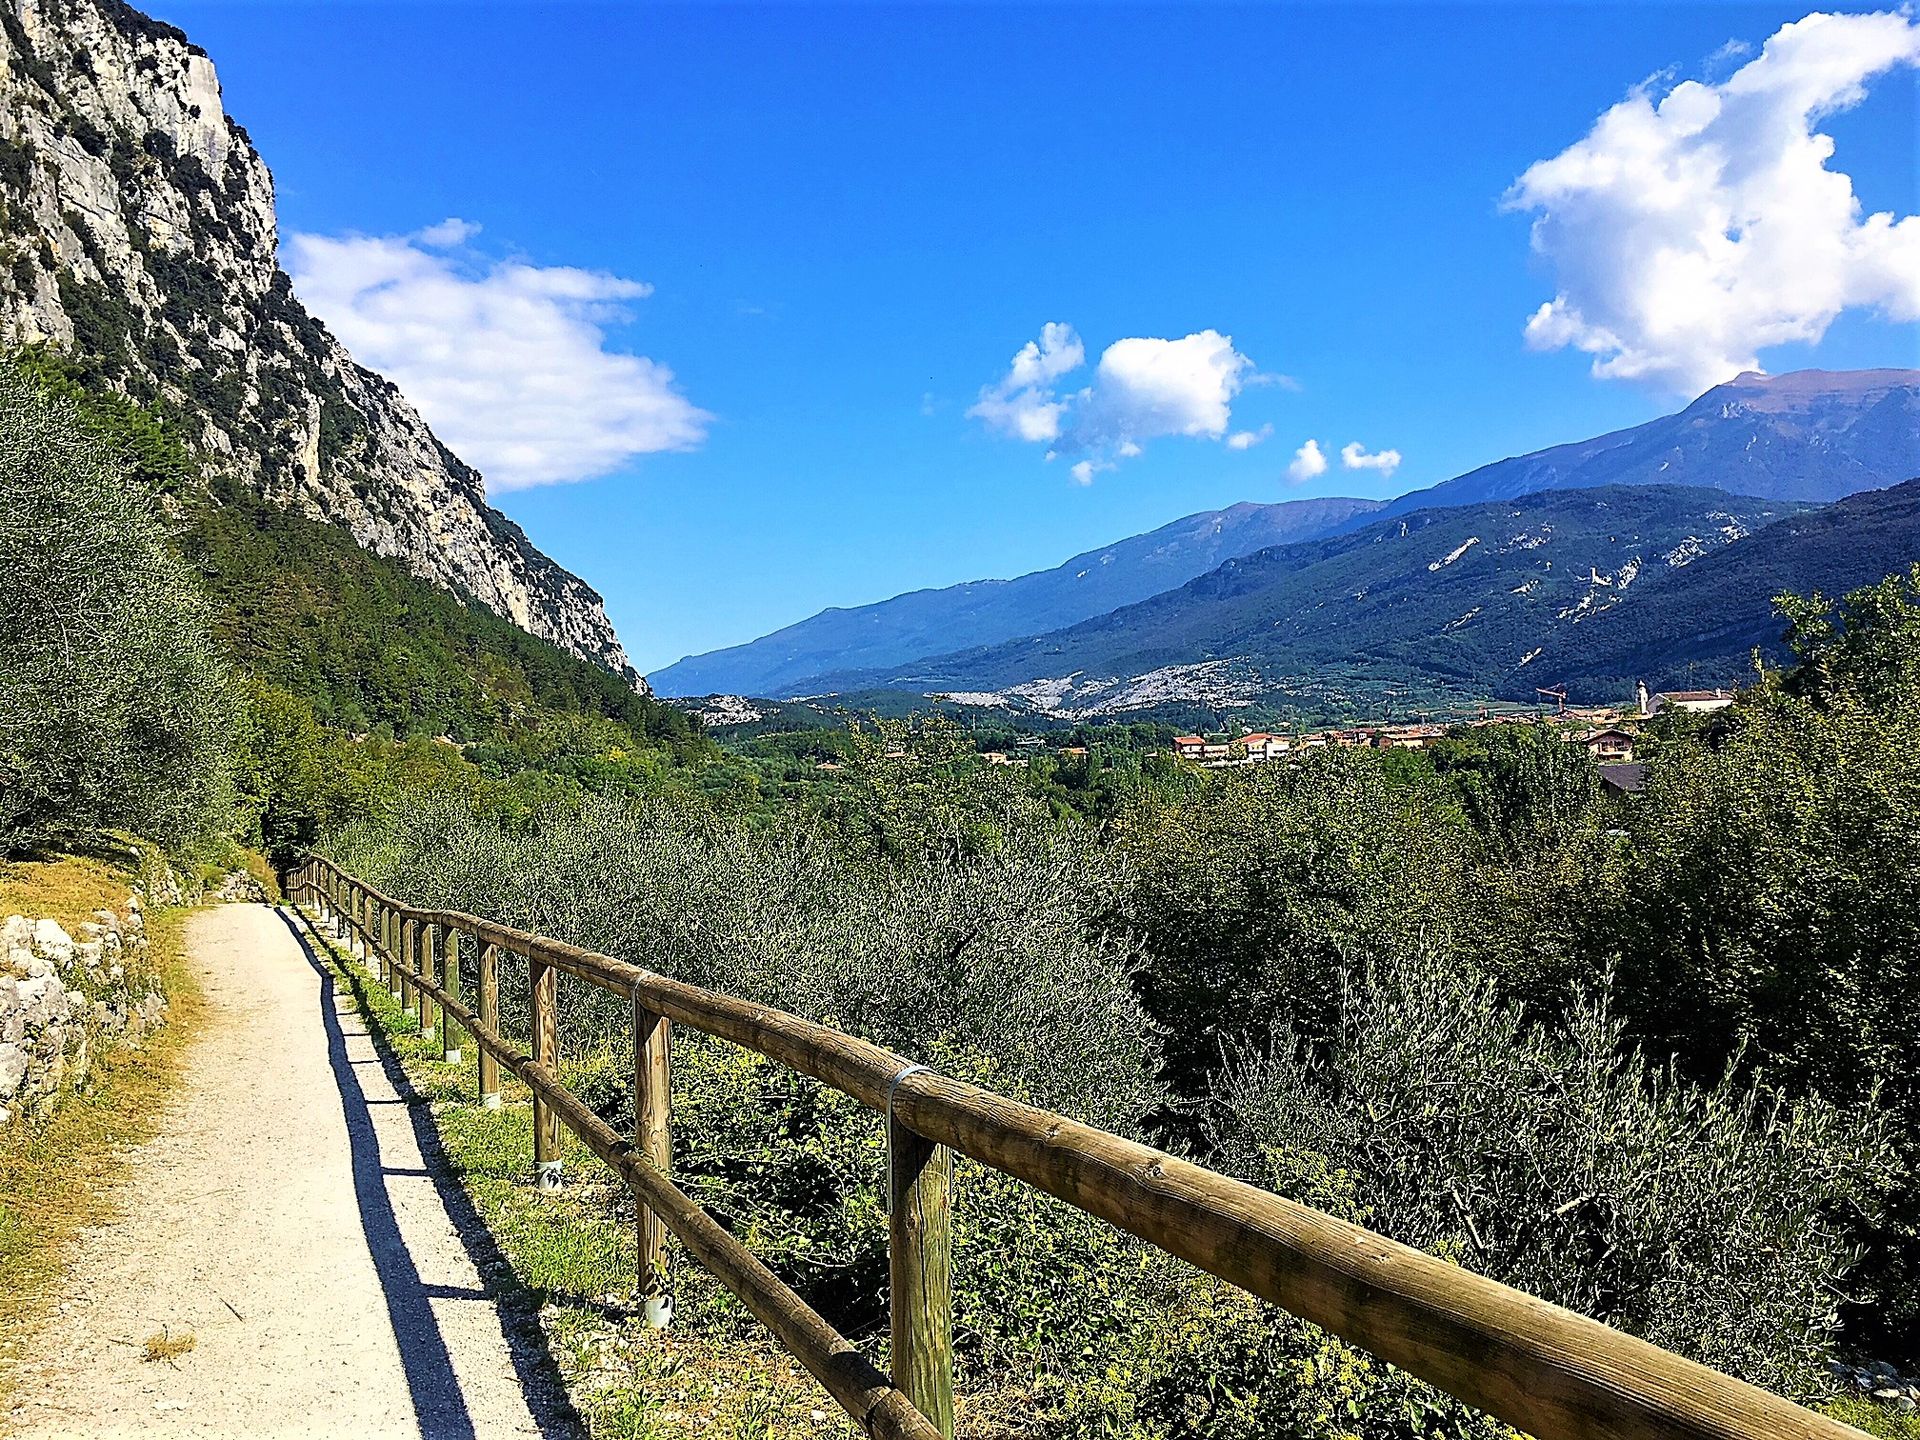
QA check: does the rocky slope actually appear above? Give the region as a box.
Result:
[0,0,634,678]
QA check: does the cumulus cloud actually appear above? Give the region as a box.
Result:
[1227,423,1273,450]
[1286,438,1328,482]
[287,220,710,491]
[1340,442,1402,476]
[969,324,1257,479]
[1506,10,1920,393]
[967,322,1085,443]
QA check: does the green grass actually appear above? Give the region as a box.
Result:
[300,910,863,1440]
[1825,1396,1920,1439]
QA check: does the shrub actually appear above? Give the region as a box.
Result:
[1208,958,1893,1400]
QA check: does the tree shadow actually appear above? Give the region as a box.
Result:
[276,908,582,1440]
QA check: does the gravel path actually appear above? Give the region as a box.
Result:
[9,904,577,1439]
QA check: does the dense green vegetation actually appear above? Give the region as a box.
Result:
[0,365,231,853]
[329,566,1920,1435]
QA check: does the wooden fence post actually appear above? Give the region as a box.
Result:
[478,942,501,1109]
[634,995,672,1325]
[387,906,403,998]
[420,921,439,1043]
[441,929,462,1063]
[531,951,562,1189]
[889,1114,954,1439]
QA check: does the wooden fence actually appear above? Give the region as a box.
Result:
[289,856,1870,1440]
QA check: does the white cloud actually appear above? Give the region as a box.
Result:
[967,322,1085,443]
[1341,442,1402,477]
[971,324,1257,480]
[1286,438,1328,482]
[287,221,710,491]
[1506,10,1920,394]
[416,217,481,247]
[1227,424,1273,451]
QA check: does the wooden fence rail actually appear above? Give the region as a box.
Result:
[288,856,1869,1440]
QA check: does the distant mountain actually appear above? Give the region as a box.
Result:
[1382,369,1917,516]
[1542,477,1920,695]
[648,495,1381,697]
[810,487,1811,709]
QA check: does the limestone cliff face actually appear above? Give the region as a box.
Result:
[0,0,637,680]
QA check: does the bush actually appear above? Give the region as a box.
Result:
[1208,958,1893,1400]
[0,362,232,853]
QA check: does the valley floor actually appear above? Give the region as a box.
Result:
[7,905,574,1439]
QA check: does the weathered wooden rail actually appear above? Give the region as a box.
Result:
[289,856,1869,1440]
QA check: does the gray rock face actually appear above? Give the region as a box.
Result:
[0,0,638,679]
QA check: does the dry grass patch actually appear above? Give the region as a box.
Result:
[0,851,139,932]
[0,902,204,1407]
[141,1328,196,1365]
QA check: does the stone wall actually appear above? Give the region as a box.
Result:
[0,892,167,1127]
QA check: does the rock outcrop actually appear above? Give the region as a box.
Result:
[0,894,166,1125]
[0,0,637,679]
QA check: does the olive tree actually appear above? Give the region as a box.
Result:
[1209,958,1893,1399]
[0,363,232,853]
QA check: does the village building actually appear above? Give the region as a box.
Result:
[1584,728,1636,762]
[1638,680,1735,716]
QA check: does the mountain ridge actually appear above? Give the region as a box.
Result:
[1381,368,1917,517]
[0,0,637,678]
[650,493,1382,696]
[795,485,1817,706]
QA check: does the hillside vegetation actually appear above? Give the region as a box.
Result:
[1543,477,1920,692]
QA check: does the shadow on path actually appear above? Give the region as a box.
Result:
[276,908,582,1440]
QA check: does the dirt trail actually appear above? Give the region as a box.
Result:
[8,904,575,1439]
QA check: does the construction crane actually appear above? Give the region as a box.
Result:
[1535,685,1568,716]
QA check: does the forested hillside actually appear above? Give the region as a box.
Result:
[1544,477,1920,692]
[2,355,713,866]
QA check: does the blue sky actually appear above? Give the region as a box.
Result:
[155,2,1919,674]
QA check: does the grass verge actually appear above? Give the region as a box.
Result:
[296,906,865,1440]
[0,856,205,1413]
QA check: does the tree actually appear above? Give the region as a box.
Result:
[1209,959,1893,1400]
[0,362,232,853]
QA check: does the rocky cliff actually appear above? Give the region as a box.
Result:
[0,0,636,679]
